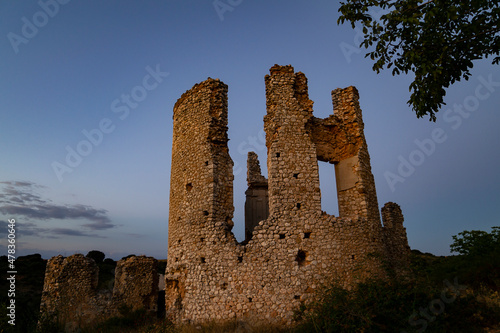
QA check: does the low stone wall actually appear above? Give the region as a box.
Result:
[39,254,158,331]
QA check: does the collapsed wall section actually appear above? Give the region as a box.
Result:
[382,202,411,274]
[113,256,159,312]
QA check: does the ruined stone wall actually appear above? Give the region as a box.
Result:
[305,86,379,222]
[39,254,158,331]
[113,256,159,312]
[39,254,104,330]
[382,202,411,274]
[331,87,380,222]
[165,65,410,325]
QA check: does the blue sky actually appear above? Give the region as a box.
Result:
[0,1,498,260]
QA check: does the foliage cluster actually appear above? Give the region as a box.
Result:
[294,269,499,332]
[97,255,117,291]
[87,250,106,264]
[450,226,500,256]
[447,226,500,290]
[295,226,500,332]
[0,254,46,333]
[338,0,500,121]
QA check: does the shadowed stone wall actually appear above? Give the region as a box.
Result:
[244,151,269,240]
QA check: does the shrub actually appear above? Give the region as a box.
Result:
[450,226,500,290]
[86,250,106,264]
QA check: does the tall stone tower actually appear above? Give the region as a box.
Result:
[167,78,235,259]
[165,78,237,317]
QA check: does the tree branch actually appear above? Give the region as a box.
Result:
[452,26,500,46]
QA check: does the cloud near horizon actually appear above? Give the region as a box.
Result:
[0,181,115,236]
[52,228,105,238]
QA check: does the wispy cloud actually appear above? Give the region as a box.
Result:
[0,181,116,237]
[0,181,39,188]
[0,204,112,229]
[0,220,59,239]
[52,228,105,238]
[0,220,9,234]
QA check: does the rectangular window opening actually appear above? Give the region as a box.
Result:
[318,161,339,216]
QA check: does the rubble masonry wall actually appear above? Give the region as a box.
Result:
[39,254,158,330]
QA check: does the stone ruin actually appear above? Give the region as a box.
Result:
[39,254,158,331]
[164,64,410,324]
[39,64,410,329]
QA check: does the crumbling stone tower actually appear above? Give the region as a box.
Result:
[165,65,410,325]
[244,152,269,241]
